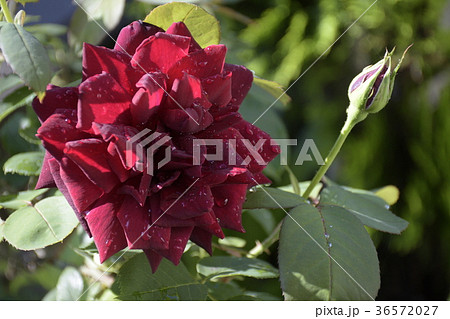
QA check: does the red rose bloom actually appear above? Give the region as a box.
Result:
[33,21,280,272]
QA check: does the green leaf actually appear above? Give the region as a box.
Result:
[26,24,68,37]
[228,291,281,301]
[75,0,125,30]
[42,289,57,301]
[144,2,220,48]
[3,196,79,250]
[205,281,244,300]
[285,166,301,195]
[56,267,84,301]
[3,151,44,176]
[320,185,408,234]
[0,23,52,96]
[278,204,380,300]
[68,8,107,51]
[0,86,35,124]
[0,74,23,97]
[0,218,4,242]
[116,253,207,300]
[0,188,48,209]
[253,77,291,106]
[197,256,279,280]
[244,186,305,210]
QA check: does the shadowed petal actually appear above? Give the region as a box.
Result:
[59,157,104,213]
[117,197,171,251]
[32,86,78,123]
[114,20,163,56]
[143,249,163,273]
[155,226,193,265]
[85,195,128,262]
[48,158,91,235]
[160,182,214,219]
[35,152,56,189]
[131,72,167,127]
[211,184,248,232]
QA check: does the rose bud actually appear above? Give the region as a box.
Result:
[347,47,410,118]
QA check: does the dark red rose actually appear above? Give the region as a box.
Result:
[33,20,280,272]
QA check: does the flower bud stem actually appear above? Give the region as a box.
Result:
[302,105,363,199]
[0,0,13,23]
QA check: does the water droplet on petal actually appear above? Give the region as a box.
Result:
[215,198,229,207]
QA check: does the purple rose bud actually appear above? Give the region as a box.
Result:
[347,46,410,116]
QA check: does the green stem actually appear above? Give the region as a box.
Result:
[247,222,282,258]
[302,109,362,199]
[0,0,13,23]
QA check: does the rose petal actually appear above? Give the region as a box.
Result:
[92,123,140,173]
[132,34,189,74]
[232,120,281,173]
[32,86,78,123]
[189,227,213,255]
[48,158,91,235]
[82,43,142,94]
[85,195,128,263]
[35,152,56,189]
[225,63,253,106]
[117,196,170,250]
[160,182,214,219]
[166,22,202,52]
[211,184,247,232]
[155,226,193,265]
[106,142,130,182]
[37,110,90,161]
[171,72,202,107]
[64,138,119,193]
[168,45,226,80]
[114,20,163,56]
[143,249,163,273]
[131,72,167,127]
[59,157,104,212]
[77,72,132,133]
[202,72,232,107]
[151,170,180,193]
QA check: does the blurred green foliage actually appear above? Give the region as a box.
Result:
[1,0,449,300]
[218,0,449,299]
